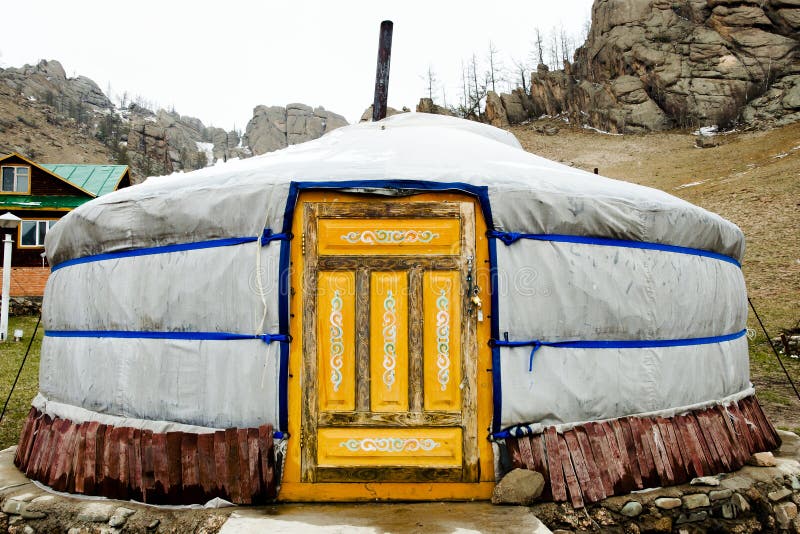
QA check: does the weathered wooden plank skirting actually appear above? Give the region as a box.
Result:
[14,409,278,505]
[504,395,780,508]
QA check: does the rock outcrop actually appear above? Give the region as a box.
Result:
[0,60,113,113]
[490,0,799,132]
[245,104,348,155]
[359,105,409,122]
[416,98,455,116]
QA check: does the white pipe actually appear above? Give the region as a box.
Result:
[1,234,12,342]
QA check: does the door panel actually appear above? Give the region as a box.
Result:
[300,199,478,484]
[316,428,463,467]
[370,271,409,412]
[317,218,461,256]
[423,270,462,412]
[317,271,356,412]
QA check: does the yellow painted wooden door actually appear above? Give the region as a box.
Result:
[301,200,479,483]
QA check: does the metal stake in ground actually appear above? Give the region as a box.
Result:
[372,20,393,122]
[0,314,41,424]
[748,297,800,402]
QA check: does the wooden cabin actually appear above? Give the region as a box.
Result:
[0,152,129,295]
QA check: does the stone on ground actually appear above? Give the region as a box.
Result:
[492,468,545,505]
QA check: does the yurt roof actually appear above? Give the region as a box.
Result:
[45,113,744,266]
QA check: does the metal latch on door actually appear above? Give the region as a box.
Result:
[466,255,484,322]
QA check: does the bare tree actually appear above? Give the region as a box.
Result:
[559,26,574,66]
[549,27,560,70]
[510,57,530,92]
[532,27,546,67]
[456,54,488,119]
[486,41,502,93]
[421,65,439,101]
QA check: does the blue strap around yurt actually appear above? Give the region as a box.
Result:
[492,328,747,372]
[44,330,291,344]
[486,230,741,267]
[50,230,292,272]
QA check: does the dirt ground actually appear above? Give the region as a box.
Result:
[511,120,800,431]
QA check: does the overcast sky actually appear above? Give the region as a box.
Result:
[1,0,593,130]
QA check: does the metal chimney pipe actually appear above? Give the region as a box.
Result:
[372,20,393,122]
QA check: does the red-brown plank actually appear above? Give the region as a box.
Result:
[629,417,658,486]
[574,426,607,499]
[564,430,597,503]
[31,415,55,479]
[214,431,229,499]
[129,429,143,502]
[141,430,155,502]
[738,399,765,452]
[73,423,87,493]
[151,433,169,503]
[54,422,78,492]
[237,429,252,504]
[586,422,618,493]
[687,413,718,474]
[698,410,731,472]
[165,432,183,503]
[557,433,584,508]
[14,408,37,467]
[518,436,536,470]
[198,433,217,498]
[615,419,642,490]
[675,415,705,477]
[181,433,201,504]
[719,405,747,464]
[105,426,124,499]
[23,415,43,476]
[20,413,42,469]
[745,396,776,450]
[81,422,100,494]
[44,418,67,486]
[117,428,132,500]
[744,396,772,447]
[600,421,630,493]
[506,439,522,467]
[608,419,636,493]
[530,435,552,501]
[257,426,273,499]
[225,429,241,503]
[649,420,675,485]
[247,428,261,502]
[656,417,686,484]
[728,402,756,455]
[543,427,567,502]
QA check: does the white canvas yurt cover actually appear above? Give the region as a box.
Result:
[15,114,778,506]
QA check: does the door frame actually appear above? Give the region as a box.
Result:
[280,190,495,501]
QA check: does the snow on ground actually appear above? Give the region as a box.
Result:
[693,125,718,136]
[582,124,622,136]
[675,179,708,189]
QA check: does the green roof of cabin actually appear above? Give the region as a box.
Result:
[40,164,128,197]
[0,194,88,210]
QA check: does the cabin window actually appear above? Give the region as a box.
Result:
[1,166,30,193]
[19,219,56,247]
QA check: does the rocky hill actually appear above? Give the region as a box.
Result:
[0,60,349,181]
[485,0,799,132]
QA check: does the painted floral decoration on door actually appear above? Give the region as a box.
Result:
[382,290,398,390]
[341,230,439,244]
[329,289,345,392]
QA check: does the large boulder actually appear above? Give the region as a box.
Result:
[246,104,348,155]
[525,0,800,131]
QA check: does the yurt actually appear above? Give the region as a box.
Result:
[15,113,778,506]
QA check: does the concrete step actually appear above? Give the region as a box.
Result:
[218,502,552,533]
